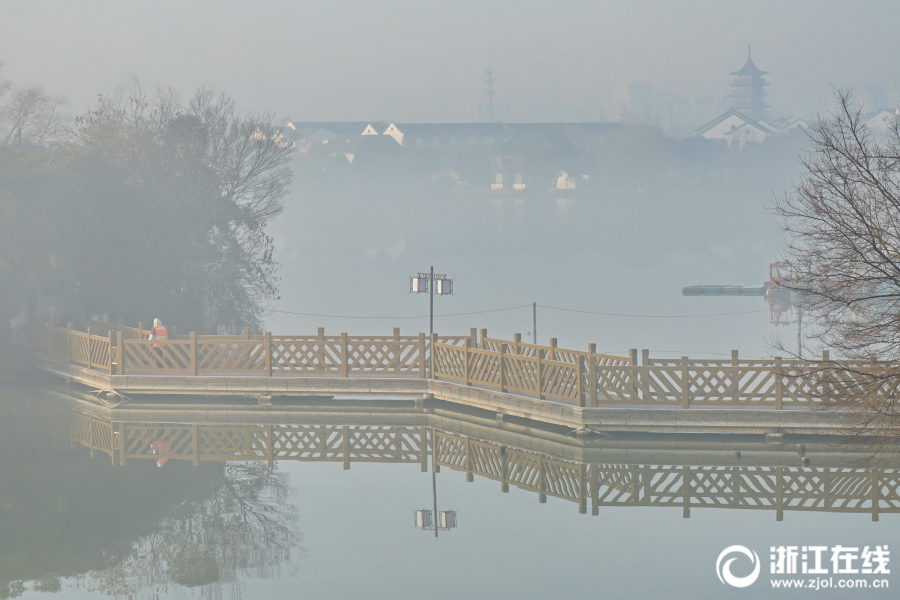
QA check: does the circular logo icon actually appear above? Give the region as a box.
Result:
[716,545,761,588]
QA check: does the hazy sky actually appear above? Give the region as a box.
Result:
[2,1,899,122]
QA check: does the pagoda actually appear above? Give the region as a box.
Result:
[730,45,769,121]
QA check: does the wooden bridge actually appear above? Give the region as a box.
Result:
[29,316,882,435]
[49,394,900,521]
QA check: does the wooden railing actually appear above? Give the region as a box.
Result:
[34,317,890,410]
[32,319,479,378]
[430,335,900,409]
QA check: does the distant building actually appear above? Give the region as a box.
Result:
[861,108,900,134]
[288,120,622,190]
[693,48,814,146]
[730,46,769,122]
[614,82,655,123]
[695,109,779,146]
[381,122,515,148]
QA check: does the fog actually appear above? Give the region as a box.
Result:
[4,4,900,600]
[2,1,899,120]
[6,1,895,356]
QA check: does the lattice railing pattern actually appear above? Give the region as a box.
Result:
[49,408,900,516]
[112,423,428,465]
[35,321,900,410]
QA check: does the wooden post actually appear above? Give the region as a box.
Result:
[591,464,600,516]
[463,338,471,386]
[431,333,439,380]
[419,427,428,472]
[243,327,250,340]
[549,337,557,361]
[431,428,441,474]
[189,332,198,376]
[191,424,199,466]
[776,466,784,521]
[538,455,547,503]
[470,328,478,348]
[267,425,275,469]
[343,426,351,470]
[116,331,124,375]
[111,422,119,466]
[86,326,93,369]
[640,349,648,399]
[514,333,521,355]
[340,332,349,377]
[392,327,400,371]
[500,447,509,493]
[536,349,544,400]
[264,332,272,377]
[775,356,783,410]
[138,322,144,334]
[480,328,488,349]
[108,330,116,374]
[499,342,507,393]
[682,466,692,518]
[577,355,586,407]
[317,327,325,371]
[465,437,473,482]
[587,343,597,407]
[119,423,127,466]
[629,348,638,401]
[872,470,880,522]
[578,463,588,514]
[418,332,426,379]
[681,356,690,408]
[731,350,739,401]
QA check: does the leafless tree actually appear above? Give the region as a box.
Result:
[776,89,900,457]
[0,84,67,145]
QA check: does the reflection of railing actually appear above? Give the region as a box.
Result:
[56,409,900,519]
[58,410,429,470]
[432,431,899,520]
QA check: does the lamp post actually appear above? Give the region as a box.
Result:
[410,266,453,336]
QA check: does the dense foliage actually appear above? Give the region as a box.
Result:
[0,76,295,334]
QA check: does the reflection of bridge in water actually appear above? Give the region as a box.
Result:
[51,393,900,522]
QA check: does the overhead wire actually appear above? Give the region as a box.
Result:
[265,303,769,320]
[263,304,533,319]
[537,304,769,318]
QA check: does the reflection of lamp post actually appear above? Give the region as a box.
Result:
[414,428,457,539]
[410,266,453,337]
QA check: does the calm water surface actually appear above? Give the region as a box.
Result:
[1,383,896,600]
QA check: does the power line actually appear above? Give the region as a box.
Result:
[264,304,532,320]
[537,304,769,318]
[264,303,769,320]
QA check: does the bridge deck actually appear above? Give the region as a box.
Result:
[40,358,859,435]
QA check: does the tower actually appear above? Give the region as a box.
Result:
[484,66,495,123]
[730,45,769,122]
